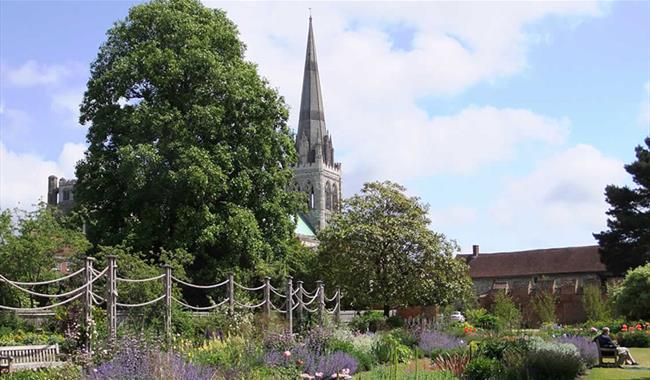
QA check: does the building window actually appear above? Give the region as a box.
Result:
[62,190,71,201]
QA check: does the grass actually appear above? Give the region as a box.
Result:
[586,348,650,380]
[354,359,457,380]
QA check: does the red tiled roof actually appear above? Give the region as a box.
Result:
[459,245,606,279]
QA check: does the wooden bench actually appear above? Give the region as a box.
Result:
[0,344,63,372]
[594,340,618,367]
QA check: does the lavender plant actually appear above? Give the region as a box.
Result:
[418,331,464,355]
[556,335,598,368]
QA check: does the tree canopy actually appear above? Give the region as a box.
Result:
[74,0,302,281]
[594,137,650,276]
[0,204,90,307]
[317,181,473,316]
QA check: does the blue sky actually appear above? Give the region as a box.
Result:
[1,1,648,254]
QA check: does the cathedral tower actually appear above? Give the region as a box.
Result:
[293,16,342,232]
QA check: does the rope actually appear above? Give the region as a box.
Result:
[325,291,339,302]
[91,292,106,305]
[303,305,319,313]
[270,287,286,298]
[117,274,165,283]
[0,268,85,286]
[292,288,300,297]
[302,288,318,297]
[292,303,300,311]
[1,267,108,299]
[171,276,228,289]
[233,299,266,309]
[172,296,229,311]
[0,292,83,311]
[234,282,265,291]
[116,295,165,308]
[302,294,319,306]
[269,300,286,313]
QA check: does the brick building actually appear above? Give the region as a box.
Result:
[459,245,608,325]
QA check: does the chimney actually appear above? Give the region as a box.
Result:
[47,175,59,205]
[472,244,480,257]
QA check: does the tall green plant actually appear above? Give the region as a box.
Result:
[582,284,610,321]
[490,292,521,330]
[532,290,557,324]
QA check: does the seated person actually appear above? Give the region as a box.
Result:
[594,327,638,366]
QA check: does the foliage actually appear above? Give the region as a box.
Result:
[318,181,473,315]
[490,292,521,330]
[556,335,599,367]
[74,0,303,281]
[523,343,584,380]
[327,338,376,371]
[354,363,457,380]
[475,313,501,331]
[185,336,262,369]
[594,137,650,276]
[349,311,386,333]
[582,284,611,322]
[464,356,502,380]
[386,315,405,329]
[0,330,65,346]
[616,330,650,347]
[531,289,557,324]
[0,204,90,308]
[417,330,464,357]
[373,333,413,364]
[431,352,470,378]
[0,365,81,380]
[611,263,650,319]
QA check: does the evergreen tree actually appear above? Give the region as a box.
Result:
[74,0,302,281]
[594,137,650,276]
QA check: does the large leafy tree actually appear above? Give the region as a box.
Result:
[594,137,650,276]
[75,0,302,281]
[317,181,473,316]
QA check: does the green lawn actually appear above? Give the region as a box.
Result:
[586,348,650,380]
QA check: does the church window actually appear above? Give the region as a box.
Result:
[309,186,315,209]
[332,184,339,210]
[325,182,332,210]
[62,190,71,201]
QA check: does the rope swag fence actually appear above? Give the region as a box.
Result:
[0,255,342,356]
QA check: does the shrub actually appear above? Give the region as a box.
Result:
[490,292,521,330]
[327,338,376,371]
[373,333,412,363]
[611,263,650,320]
[531,290,557,324]
[616,330,650,347]
[350,311,385,333]
[556,335,598,367]
[386,315,405,328]
[390,328,418,347]
[464,356,503,380]
[476,313,501,330]
[465,308,487,325]
[417,331,464,356]
[524,339,584,380]
[432,352,470,377]
[582,284,610,321]
[1,365,81,380]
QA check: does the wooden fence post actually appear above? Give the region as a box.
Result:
[335,286,341,325]
[286,277,293,336]
[84,257,95,355]
[317,280,325,326]
[228,273,234,315]
[106,255,117,343]
[163,265,172,341]
[296,280,304,324]
[263,277,271,320]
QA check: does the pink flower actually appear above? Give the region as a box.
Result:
[300,374,315,380]
[590,327,598,333]
[283,350,292,358]
[315,372,324,378]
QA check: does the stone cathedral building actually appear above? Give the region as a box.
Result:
[293,16,342,235]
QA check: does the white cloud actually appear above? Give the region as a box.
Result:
[207,2,602,192]
[430,206,477,228]
[2,60,72,87]
[0,141,86,210]
[51,89,84,127]
[639,81,650,127]
[489,144,625,248]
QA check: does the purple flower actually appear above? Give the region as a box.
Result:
[418,331,464,353]
[556,336,598,367]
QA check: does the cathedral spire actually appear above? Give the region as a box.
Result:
[296,15,330,165]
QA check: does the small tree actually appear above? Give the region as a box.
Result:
[318,181,473,316]
[611,263,650,320]
[582,284,610,321]
[531,290,557,324]
[490,292,521,330]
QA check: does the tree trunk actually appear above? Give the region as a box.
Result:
[383,304,390,317]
